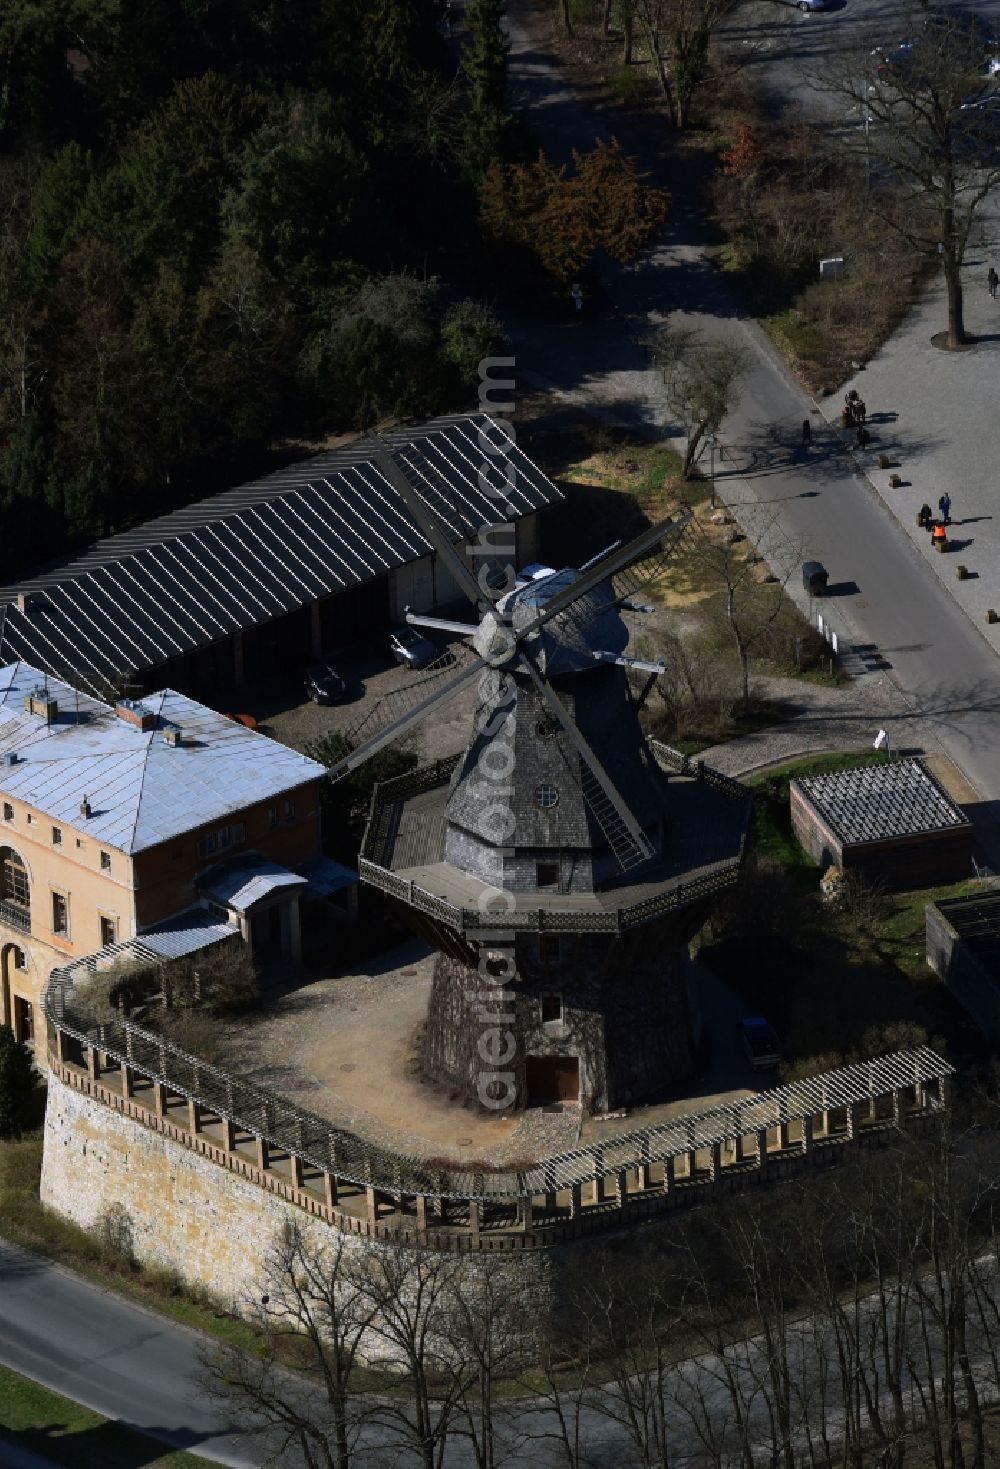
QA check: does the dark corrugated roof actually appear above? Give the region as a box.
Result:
[0,414,561,694]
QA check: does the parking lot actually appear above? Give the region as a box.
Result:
[228,630,482,765]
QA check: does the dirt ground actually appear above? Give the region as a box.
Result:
[212,941,765,1167]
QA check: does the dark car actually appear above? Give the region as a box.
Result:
[874,8,998,83]
[738,1017,782,1072]
[304,661,347,705]
[390,626,438,670]
[802,560,829,596]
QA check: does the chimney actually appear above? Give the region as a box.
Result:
[161,722,182,747]
[115,698,155,732]
[24,688,58,725]
[16,592,33,613]
[5,752,17,767]
[80,796,92,820]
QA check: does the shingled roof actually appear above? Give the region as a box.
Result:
[0,414,561,696]
[0,661,325,854]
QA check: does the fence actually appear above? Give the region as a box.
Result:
[357,745,749,936]
[43,954,952,1247]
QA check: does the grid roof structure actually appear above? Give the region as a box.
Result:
[795,758,970,846]
[0,414,561,696]
[0,661,325,854]
[140,909,240,960]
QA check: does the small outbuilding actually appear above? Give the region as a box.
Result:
[926,892,1000,1046]
[790,758,973,891]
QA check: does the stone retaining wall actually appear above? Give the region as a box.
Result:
[40,1072,558,1355]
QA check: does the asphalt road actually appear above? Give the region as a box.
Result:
[722,0,1000,119]
[508,0,1000,856]
[0,1238,263,1467]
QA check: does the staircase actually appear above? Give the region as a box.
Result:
[578,762,654,873]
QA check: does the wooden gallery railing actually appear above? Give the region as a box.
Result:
[44,970,953,1252]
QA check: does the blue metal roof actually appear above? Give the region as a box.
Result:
[0,662,326,855]
[198,857,307,913]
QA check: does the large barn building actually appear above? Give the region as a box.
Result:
[0,415,560,700]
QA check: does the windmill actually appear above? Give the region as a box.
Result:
[332,433,750,1115]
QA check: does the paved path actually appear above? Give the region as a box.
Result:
[507,0,1000,859]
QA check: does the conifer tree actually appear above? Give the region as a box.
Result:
[0,1024,35,1139]
[462,0,512,175]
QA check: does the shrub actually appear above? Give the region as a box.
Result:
[440,299,506,388]
[95,1201,135,1265]
[167,940,260,1016]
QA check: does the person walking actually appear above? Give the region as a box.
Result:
[570,282,583,314]
[988,266,998,298]
[939,492,951,525]
[802,418,812,447]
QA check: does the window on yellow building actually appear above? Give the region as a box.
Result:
[100,851,112,871]
[52,892,68,935]
[100,915,116,946]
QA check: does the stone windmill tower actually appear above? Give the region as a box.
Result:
[329,436,750,1115]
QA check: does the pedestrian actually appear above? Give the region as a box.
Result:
[855,398,867,425]
[988,265,998,298]
[918,502,933,528]
[843,396,856,428]
[802,417,812,447]
[939,492,951,525]
[570,282,583,314]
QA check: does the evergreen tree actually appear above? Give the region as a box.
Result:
[461,0,512,175]
[0,1024,35,1139]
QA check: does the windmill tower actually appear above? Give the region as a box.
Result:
[329,436,751,1115]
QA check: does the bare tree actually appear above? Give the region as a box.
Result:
[651,324,748,478]
[359,1249,465,1469]
[570,1248,684,1468]
[836,870,890,952]
[691,515,795,709]
[201,1220,375,1469]
[818,3,1000,347]
[630,0,741,127]
[444,1268,537,1469]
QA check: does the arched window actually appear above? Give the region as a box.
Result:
[0,848,29,910]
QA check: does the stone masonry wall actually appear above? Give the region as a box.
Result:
[40,1074,558,1358]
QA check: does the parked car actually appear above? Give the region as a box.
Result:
[777,0,826,11]
[304,661,347,705]
[802,560,828,597]
[873,9,999,84]
[390,626,438,670]
[738,1017,782,1072]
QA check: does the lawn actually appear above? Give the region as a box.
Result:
[0,1364,207,1468]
